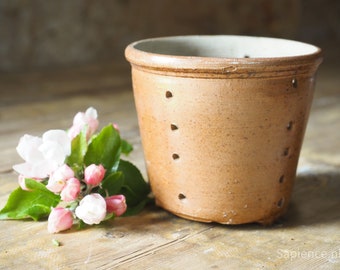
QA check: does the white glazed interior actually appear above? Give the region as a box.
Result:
[133,35,320,59]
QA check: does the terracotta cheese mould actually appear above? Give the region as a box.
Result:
[125,35,322,225]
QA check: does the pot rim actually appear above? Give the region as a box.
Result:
[125,35,322,73]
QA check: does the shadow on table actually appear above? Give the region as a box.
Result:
[280,170,340,227]
[247,170,339,230]
[210,170,340,231]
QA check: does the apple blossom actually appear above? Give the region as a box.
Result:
[105,195,127,217]
[75,193,107,225]
[68,107,99,140]
[13,135,53,179]
[16,134,43,163]
[40,129,71,165]
[60,178,81,202]
[84,164,106,186]
[46,164,75,193]
[13,130,71,179]
[48,207,73,233]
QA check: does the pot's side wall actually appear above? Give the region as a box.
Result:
[131,66,316,224]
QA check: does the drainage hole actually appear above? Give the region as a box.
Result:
[279,175,285,183]
[172,153,180,160]
[277,197,285,208]
[170,124,178,130]
[286,121,293,131]
[292,78,298,88]
[165,91,173,98]
[178,193,186,200]
[283,147,290,157]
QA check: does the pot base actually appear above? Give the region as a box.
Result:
[155,199,289,226]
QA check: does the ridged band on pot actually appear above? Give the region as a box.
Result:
[125,35,322,225]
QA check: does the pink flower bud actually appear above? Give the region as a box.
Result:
[105,194,127,217]
[46,164,75,193]
[68,107,99,140]
[60,178,81,202]
[84,164,106,186]
[48,207,73,233]
[112,123,119,131]
[75,193,106,225]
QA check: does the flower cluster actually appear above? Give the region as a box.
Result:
[0,107,150,233]
[46,163,127,233]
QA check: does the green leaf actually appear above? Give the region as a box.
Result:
[99,171,124,197]
[84,124,121,173]
[65,129,87,169]
[0,179,60,221]
[121,139,133,155]
[77,219,86,230]
[117,160,150,209]
[103,212,115,221]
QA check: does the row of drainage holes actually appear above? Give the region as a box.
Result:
[281,118,293,187]
[166,78,297,99]
[171,124,179,159]
[178,180,286,202]
[166,91,180,159]
[166,90,184,201]
[167,89,295,131]
[179,196,285,207]
[178,177,286,202]
[179,193,285,208]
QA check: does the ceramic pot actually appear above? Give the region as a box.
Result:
[125,35,322,225]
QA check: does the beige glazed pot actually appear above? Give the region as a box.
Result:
[125,35,322,225]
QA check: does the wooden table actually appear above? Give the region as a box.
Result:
[0,63,339,269]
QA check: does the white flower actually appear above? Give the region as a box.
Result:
[40,130,71,165]
[16,134,43,163]
[75,194,107,225]
[13,129,71,179]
